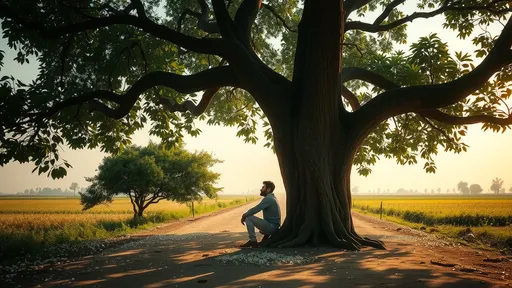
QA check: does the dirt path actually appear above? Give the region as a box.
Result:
[5,196,511,287]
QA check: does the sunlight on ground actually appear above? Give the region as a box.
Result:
[106,249,143,257]
[145,272,215,287]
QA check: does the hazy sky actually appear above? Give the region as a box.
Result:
[0,3,511,194]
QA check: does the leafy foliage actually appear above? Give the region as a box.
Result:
[0,0,510,179]
[80,142,222,217]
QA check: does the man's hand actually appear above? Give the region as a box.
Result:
[241,215,246,225]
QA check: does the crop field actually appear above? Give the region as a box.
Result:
[352,195,512,249]
[0,196,256,260]
[352,196,512,226]
[0,197,245,214]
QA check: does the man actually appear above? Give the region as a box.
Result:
[240,181,281,248]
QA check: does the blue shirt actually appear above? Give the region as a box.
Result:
[243,193,281,227]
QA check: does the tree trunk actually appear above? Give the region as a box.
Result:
[266,123,385,250]
[262,0,384,250]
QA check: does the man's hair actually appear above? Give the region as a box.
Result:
[263,181,275,193]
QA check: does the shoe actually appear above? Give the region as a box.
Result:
[239,240,258,248]
[261,234,271,242]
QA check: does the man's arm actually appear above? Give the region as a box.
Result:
[243,197,272,217]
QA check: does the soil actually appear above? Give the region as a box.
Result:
[2,195,511,287]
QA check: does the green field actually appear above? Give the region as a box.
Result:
[0,195,256,260]
[352,195,512,250]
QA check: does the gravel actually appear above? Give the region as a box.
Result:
[216,250,317,267]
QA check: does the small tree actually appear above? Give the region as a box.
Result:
[509,187,512,193]
[457,181,470,195]
[490,178,504,194]
[80,143,221,218]
[69,182,79,197]
[469,184,483,195]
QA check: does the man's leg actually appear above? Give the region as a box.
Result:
[245,216,278,241]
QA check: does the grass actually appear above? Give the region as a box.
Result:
[352,196,512,251]
[0,196,256,260]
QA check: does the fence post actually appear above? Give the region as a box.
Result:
[380,201,383,220]
[191,201,195,218]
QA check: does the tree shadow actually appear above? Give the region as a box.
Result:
[3,231,507,288]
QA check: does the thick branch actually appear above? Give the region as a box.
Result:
[373,0,405,25]
[130,0,147,18]
[160,87,220,116]
[235,0,263,47]
[346,1,512,32]
[341,67,399,90]
[341,85,361,111]
[211,0,237,40]
[0,6,228,57]
[420,109,512,126]
[261,3,297,33]
[41,66,240,120]
[344,0,373,16]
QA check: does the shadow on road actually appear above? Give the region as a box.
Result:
[5,231,503,288]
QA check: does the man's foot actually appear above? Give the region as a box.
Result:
[239,240,258,248]
[261,234,271,242]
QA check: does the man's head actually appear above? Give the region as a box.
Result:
[260,181,275,196]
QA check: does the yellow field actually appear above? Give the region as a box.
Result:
[353,197,512,217]
[0,197,236,214]
[0,195,255,259]
[352,196,512,226]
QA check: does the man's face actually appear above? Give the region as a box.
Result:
[260,184,269,196]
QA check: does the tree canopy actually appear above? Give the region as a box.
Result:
[80,142,221,217]
[0,0,510,179]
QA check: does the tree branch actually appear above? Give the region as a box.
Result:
[420,109,512,126]
[0,5,229,57]
[346,0,512,32]
[160,87,220,116]
[130,0,147,18]
[234,0,263,47]
[373,0,405,25]
[177,0,220,34]
[344,0,373,16]
[39,66,240,120]
[341,67,399,90]
[341,85,361,111]
[211,0,237,40]
[261,3,297,33]
[343,42,364,56]
[419,115,458,144]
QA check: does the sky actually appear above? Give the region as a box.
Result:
[0,2,511,195]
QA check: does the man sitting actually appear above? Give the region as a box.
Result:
[240,181,281,248]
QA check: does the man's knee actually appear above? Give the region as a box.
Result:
[246,215,257,223]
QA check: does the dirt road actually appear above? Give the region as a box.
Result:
[6,195,511,287]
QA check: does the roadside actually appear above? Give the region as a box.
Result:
[0,197,259,285]
[2,196,511,288]
[354,208,512,255]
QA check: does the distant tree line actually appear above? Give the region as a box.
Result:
[13,183,85,196]
[352,178,512,195]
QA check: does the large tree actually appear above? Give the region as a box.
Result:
[0,1,511,249]
[80,142,221,217]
